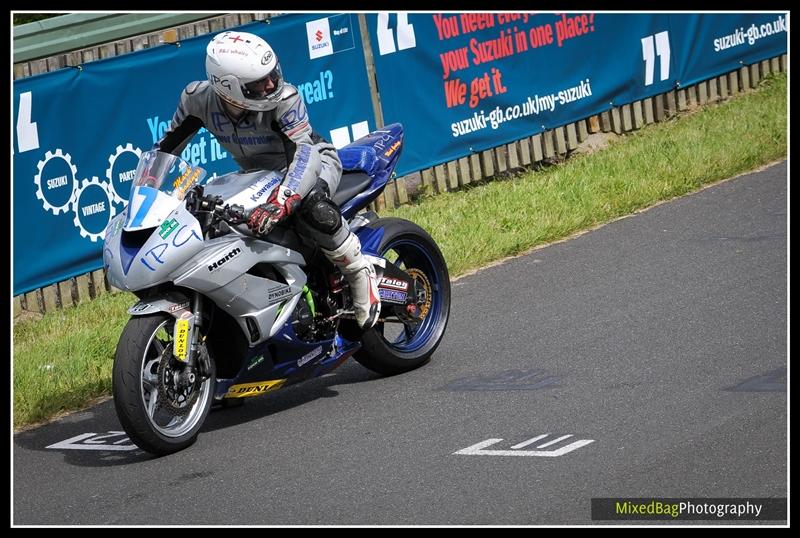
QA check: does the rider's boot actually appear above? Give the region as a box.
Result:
[322,232,381,329]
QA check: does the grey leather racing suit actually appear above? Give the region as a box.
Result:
[155,80,347,248]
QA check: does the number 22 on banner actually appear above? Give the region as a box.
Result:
[641,31,671,86]
[377,13,417,56]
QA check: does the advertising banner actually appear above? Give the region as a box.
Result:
[366,12,787,177]
[13,13,375,295]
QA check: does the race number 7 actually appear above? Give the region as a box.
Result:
[641,31,670,86]
[126,186,158,228]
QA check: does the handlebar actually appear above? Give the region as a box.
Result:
[212,201,251,225]
[186,186,252,227]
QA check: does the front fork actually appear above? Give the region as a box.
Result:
[172,292,211,383]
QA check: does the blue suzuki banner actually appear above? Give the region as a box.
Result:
[12,12,787,296]
[13,13,375,296]
[667,13,788,88]
[366,12,787,177]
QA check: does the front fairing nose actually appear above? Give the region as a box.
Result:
[104,203,204,291]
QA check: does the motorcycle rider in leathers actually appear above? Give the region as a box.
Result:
[155,31,380,329]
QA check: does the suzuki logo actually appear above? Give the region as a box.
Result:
[316,30,324,41]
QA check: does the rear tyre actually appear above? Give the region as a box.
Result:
[351,217,451,375]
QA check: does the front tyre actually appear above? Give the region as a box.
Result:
[112,313,215,456]
[354,217,451,375]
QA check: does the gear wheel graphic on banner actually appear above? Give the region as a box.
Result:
[34,149,78,215]
[106,143,143,205]
[73,177,117,242]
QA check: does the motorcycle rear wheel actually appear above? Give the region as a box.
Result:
[352,217,451,375]
[112,313,215,455]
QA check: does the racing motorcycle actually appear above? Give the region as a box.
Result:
[103,123,450,455]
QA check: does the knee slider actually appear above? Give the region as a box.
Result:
[302,193,342,234]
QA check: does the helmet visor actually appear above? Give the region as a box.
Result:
[242,64,283,100]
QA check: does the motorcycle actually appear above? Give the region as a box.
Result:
[103,123,450,455]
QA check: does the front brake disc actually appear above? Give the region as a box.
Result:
[157,343,200,417]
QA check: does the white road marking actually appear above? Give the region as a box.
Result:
[46,432,138,451]
[536,434,574,448]
[455,435,594,457]
[510,434,550,449]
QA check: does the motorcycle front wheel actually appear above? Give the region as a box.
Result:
[112,313,215,456]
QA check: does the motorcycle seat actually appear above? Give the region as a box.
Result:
[332,171,373,206]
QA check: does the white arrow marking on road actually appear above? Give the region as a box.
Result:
[454,435,595,457]
[46,432,138,451]
[82,431,128,444]
[536,434,574,448]
[510,434,550,449]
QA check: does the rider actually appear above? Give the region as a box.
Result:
[154,31,380,330]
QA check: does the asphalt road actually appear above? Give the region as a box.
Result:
[13,162,787,525]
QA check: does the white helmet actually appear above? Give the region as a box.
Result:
[205,31,285,112]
